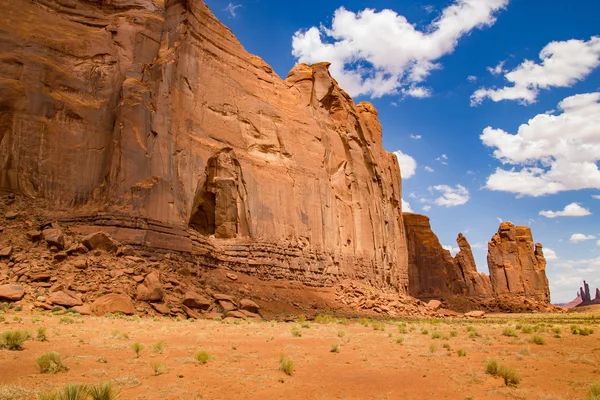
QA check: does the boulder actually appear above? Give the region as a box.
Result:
[240,299,260,313]
[117,245,135,257]
[43,229,65,250]
[182,305,202,319]
[49,290,83,307]
[151,303,171,315]
[0,284,25,301]
[219,300,236,312]
[72,305,92,315]
[82,232,118,253]
[66,243,89,255]
[464,310,485,318]
[5,211,18,220]
[90,293,135,315]
[426,300,442,311]
[71,259,88,269]
[26,230,42,242]
[226,310,247,319]
[0,247,13,258]
[182,292,212,310]
[135,271,164,301]
[226,272,238,281]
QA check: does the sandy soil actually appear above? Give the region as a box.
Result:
[1,311,599,399]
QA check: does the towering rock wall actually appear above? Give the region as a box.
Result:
[403,213,492,298]
[454,234,492,297]
[403,213,461,297]
[487,222,550,302]
[0,0,408,289]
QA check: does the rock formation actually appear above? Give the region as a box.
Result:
[454,233,492,297]
[487,222,549,302]
[403,214,492,299]
[403,214,457,297]
[0,0,408,290]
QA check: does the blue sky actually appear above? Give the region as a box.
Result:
[204,0,600,303]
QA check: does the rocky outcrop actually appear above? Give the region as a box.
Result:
[403,214,457,297]
[0,0,408,291]
[454,234,492,297]
[487,222,550,302]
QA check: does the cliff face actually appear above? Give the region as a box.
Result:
[487,222,550,302]
[0,0,408,289]
[403,214,492,298]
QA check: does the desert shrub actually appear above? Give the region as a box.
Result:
[358,318,369,327]
[111,330,128,340]
[36,352,68,374]
[531,335,545,345]
[502,328,518,337]
[498,366,521,386]
[552,327,561,335]
[37,327,48,342]
[371,321,385,331]
[431,331,442,339]
[587,383,600,400]
[468,330,481,338]
[39,384,88,400]
[152,341,165,354]
[59,316,75,325]
[395,337,404,344]
[398,325,408,334]
[314,315,337,324]
[520,325,533,334]
[31,315,41,323]
[429,344,437,353]
[194,350,213,364]
[337,330,346,338]
[449,330,458,337]
[150,361,165,376]
[291,326,302,337]
[131,343,144,358]
[457,349,466,357]
[442,343,450,350]
[485,359,500,376]
[330,343,340,353]
[421,328,429,335]
[87,382,120,400]
[279,354,294,376]
[0,330,31,350]
[0,384,32,400]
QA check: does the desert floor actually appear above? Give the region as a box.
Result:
[1,309,599,400]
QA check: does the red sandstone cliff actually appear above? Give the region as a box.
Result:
[0,0,408,289]
[487,222,550,302]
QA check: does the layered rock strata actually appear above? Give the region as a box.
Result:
[0,0,408,289]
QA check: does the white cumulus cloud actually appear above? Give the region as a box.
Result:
[593,195,600,200]
[410,134,422,140]
[481,92,600,196]
[422,205,432,211]
[543,248,558,261]
[430,184,470,207]
[467,75,478,83]
[570,233,596,243]
[539,203,592,218]
[402,198,414,213]
[424,166,434,172]
[394,150,417,179]
[486,60,506,76]
[443,245,460,256]
[472,36,600,105]
[291,0,509,99]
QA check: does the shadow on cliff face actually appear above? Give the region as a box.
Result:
[189,148,250,239]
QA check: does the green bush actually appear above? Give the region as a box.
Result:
[502,328,518,337]
[498,366,521,386]
[291,326,302,337]
[587,383,600,400]
[485,359,500,376]
[152,341,165,354]
[0,330,31,351]
[279,354,294,376]
[330,343,340,353]
[520,325,533,334]
[531,335,545,345]
[88,382,120,400]
[37,327,48,342]
[457,349,466,357]
[396,337,404,344]
[194,350,213,364]
[36,352,68,374]
[131,343,144,358]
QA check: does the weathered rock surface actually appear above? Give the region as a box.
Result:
[403,214,462,297]
[82,232,118,253]
[135,271,164,301]
[49,290,83,307]
[454,234,492,297]
[0,285,25,301]
[91,294,135,316]
[0,0,408,290]
[487,222,550,302]
[182,292,212,310]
